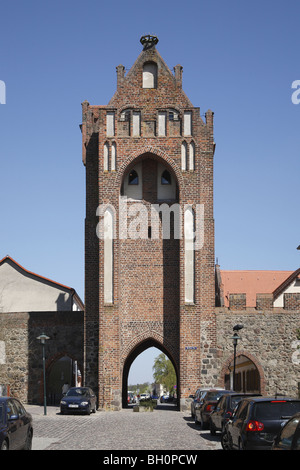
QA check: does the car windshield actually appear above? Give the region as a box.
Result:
[253,401,300,420]
[230,396,244,409]
[0,404,4,424]
[66,388,89,397]
[205,391,227,401]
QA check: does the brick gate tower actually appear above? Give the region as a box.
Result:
[81,36,216,411]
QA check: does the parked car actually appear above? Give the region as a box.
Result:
[190,388,210,418]
[139,393,150,401]
[0,397,33,450]
[160,394,170,403]
[60,387,97,415]
[128,392,135,404]
[194,389,232,429]
[222,397,300,450]
[272,412,300,450]
[209,392,261,435]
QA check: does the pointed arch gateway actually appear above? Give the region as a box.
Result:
[122,337,179,408]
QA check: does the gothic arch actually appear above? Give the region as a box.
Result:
[121,334,179,408]
[121,331,178,370]
[219,350,265,394]
[116,147,184,193]
[38,352,83,404]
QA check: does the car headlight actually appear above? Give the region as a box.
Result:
[81,401,89,406]
[61,400,67,405]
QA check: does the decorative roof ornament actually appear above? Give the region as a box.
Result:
[140,34,159,50]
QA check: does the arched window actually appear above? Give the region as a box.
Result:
[157,164,176,200]
[111,142,116,171]
[143,62,157,88]
[161,170,171,185]
[169,109,179,121]
[104,142,109,171]
[104,207,114,304]
[181,141,187,171]
[184,206,195,303]
[121,163,142,200]
[120,109,131,122]
[189,141,195,171]
[128,169,139,185]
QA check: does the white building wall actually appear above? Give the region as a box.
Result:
[273,278,300,307]
[0,261,73,312]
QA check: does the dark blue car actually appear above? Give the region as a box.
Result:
[0,397,33,450]
[60,387,97,415]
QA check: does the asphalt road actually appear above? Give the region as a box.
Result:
[27,402,222,452]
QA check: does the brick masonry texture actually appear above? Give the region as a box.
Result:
[82,41,216,410]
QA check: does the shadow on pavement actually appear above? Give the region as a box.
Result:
[183,415,222,443]
[126,402,179,411]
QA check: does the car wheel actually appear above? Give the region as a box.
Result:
[1,439,9,450]
[194,413,200,425]
[200,415,208,430]
[238,438,246,450]
[209,420,216,436]
[221,431,232,450]
[23,430,33,450]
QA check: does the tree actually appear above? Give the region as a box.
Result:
[152,353,176,393]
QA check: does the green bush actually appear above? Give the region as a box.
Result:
[138,399,157,409]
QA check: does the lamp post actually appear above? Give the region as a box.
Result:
[37,333,50,415]
[230,324,243,391]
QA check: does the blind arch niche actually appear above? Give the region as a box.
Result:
[143,62,157,89]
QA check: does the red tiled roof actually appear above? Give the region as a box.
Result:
[220,270,294,307]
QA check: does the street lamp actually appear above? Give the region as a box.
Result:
[230,324,243,391]
[36,333,50,415]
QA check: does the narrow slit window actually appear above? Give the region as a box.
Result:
[181,141,187,171]
[184,206,195,303]
[111,142,116,171]
[189,141,195,171]
[104,142,109,171]
[104,207,114,304]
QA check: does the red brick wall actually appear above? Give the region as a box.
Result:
[82,42,216,410]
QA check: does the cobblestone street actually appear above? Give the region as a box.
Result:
[28,403,222,451]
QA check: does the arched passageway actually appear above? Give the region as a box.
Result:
[46,355,82,405]
[225,354,261,394]
[122,339,179,409]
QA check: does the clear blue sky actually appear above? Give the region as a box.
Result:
[1,0,299,384]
